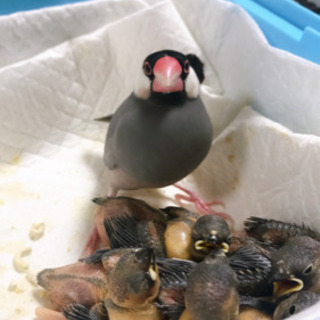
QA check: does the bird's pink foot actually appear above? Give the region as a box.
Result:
[173,184,234,229]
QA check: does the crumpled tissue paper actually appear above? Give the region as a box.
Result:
[1,0,320,319]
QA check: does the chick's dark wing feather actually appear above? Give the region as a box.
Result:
[63,304,91,320]
[104,215,144,249]
[156,257,197,288]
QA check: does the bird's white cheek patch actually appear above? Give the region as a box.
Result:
[185,67,200,99]
[134,72,151,99]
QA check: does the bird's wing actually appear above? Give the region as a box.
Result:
[63,304,92,320]
[103,141,117,170]
[102,94,135,170]
[228,246,272,284]
[154,259,196,319]
[79,248,111,265]
[156,257,197,288]
[155,287,186,320]
[103,215,144,249]
[229,247,273,296]
[94,114,113,122]
[244,216,320,244]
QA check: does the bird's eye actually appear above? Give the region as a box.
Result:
[303,264,313,274]
[184,60,190,73]
[289,305,296,315]
[143,61,152,76]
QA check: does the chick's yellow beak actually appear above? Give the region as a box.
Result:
[273,277,304,299]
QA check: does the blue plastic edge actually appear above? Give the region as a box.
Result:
[225,0,320,65]
[0,0,319,64]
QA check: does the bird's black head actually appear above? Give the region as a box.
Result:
[191,214,231,260]
[106,247,160,308]
[185,255,239,320]
[271,236,320,299]
[134,50,204,100]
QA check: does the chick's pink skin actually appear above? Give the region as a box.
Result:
[37,261,108,310]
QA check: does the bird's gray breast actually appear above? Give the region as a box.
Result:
[105,93,213,186]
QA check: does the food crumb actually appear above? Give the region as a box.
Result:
[29,222,45,240]
[8,280,17,292]
[15,307,22,313]
[8,281,26,294]
[13,246,32,273]
[40,290,48,298]
[14,287,24,294]
[26,271,38,287]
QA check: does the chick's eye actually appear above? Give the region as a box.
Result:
[184,60,190,73]
[303,264,313,274]
[143,61,152,76]
[289,305,296,315]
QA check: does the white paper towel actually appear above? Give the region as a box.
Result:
[1,0,320,319]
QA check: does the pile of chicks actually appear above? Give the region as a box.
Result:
[35,196,320,320]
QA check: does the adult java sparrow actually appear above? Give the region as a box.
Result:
[98,50,213,196]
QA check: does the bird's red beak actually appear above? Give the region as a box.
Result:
[152,56,183,93]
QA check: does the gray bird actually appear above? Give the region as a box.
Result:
[99,50,213,196]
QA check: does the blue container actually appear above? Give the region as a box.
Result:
[0,0,90,15]
[226,0,320,65]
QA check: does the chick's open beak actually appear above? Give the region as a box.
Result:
[148,251,157,281]
[273,277,304,299]
[194,239,229,254]
[221,242,230,254]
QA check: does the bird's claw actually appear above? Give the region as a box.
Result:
[173,184,234,229]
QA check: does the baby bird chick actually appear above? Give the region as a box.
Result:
[162,206,230,261]
[64,248,162,320]
[271,236,320,299]
[273,290,320,320]
[244,216,320,248]
[83,196,167,257]
[37,260,108,310]
[181,253,239,320]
